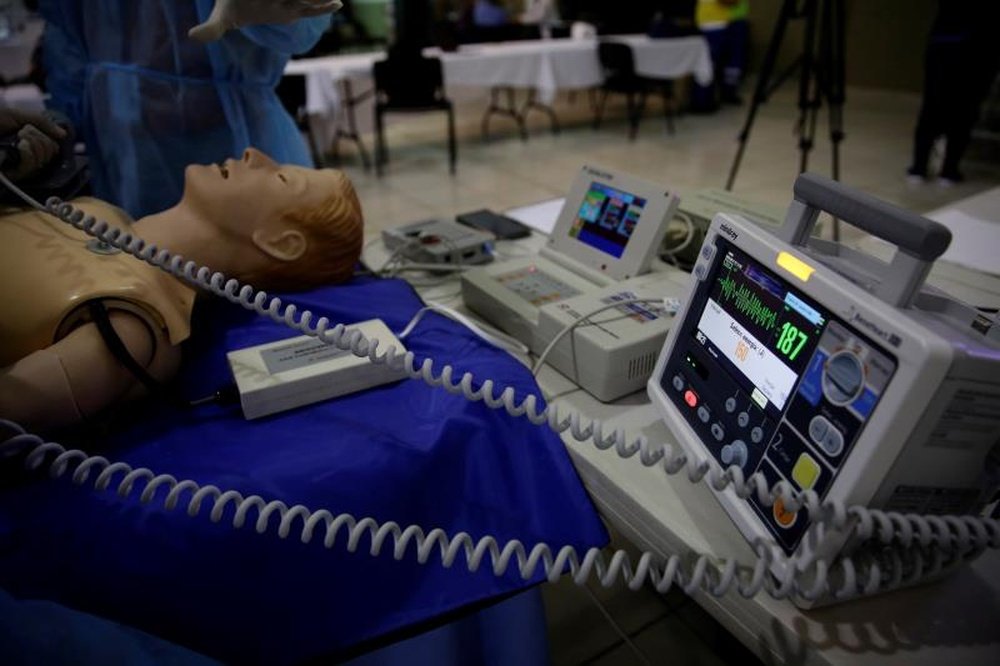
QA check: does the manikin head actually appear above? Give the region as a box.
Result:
[175,148,363,291]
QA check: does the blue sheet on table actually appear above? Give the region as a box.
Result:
[0,277,608,664]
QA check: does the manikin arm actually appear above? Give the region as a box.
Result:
[0,311,180,433]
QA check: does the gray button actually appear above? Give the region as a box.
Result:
[737,411,750,428]
[701,244,715,261]
[808,416,828,444]
[711,423,725,441]
[694,264,708,281]
[672,374,685,391]
[698,406,711,423]
[750,426,764,444]
[822,427,845,457]
[725,397,737,413]
[721,440,748,468]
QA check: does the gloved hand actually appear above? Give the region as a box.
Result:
[189,0,343,42]
[0,108,67,182]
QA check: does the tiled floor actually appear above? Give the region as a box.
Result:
[319,83,999,665]
[331,83,1000,244]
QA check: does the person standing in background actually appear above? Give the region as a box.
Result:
[39,0,336,218]
[691,0,749,112]
[472,0,511,28]
[907,1,1000,186]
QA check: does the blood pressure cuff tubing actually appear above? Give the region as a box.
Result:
[0,276,608,664]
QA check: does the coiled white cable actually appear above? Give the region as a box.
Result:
[0,421,979,603]
[2,175,997,596]
[27,192,1000,557]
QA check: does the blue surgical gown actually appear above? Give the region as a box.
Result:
[40,1,329,218]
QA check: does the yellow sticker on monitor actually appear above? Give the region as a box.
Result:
[777,251,815,282]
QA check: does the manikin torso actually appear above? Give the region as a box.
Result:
[0,148,362,433]
[0,198,195,367]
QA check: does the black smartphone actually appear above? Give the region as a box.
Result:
[456,209,532,240]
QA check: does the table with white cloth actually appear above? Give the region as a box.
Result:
[283,36,713,149]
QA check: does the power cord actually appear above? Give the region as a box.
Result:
[398,302,530,359]
[531,298,677,378]
[661,211,697,268]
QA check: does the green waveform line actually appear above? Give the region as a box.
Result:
[719,274,779,331]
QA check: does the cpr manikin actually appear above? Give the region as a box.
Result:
[0,148,363,433]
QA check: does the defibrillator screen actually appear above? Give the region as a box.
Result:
[695,246,827,413]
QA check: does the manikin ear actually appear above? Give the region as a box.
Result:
[251,227,308,262]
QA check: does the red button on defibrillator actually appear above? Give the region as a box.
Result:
[684,390,698,408]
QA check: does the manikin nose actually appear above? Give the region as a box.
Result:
[242,147,278,170]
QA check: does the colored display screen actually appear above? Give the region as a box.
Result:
[568,182,646,259]
[694,247,827,412]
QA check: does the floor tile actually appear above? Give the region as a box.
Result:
[542,528,686,666]
[585,615,724,666]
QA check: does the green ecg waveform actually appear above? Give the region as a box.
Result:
[719,274,779,331]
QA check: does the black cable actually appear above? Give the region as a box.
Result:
[86,300,185,407]
[86,300,238,409]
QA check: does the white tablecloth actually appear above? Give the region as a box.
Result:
[603,35,714,85]
[285,35,713,117]
[286,52,378,116]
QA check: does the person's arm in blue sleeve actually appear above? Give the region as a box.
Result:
[241,15,332,55]
[38,17,88,127]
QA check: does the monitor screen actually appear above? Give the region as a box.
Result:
[568,182,647,259]
[695,246,827,412]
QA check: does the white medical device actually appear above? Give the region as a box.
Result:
[648,173,1000,604]
[382,218,495,266]
[227,319,407,419]
[461,165,679,352]
[535,270,688,401]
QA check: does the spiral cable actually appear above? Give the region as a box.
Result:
[34,195,1000,562]
[0,422,980,603]
[0,174,995,597]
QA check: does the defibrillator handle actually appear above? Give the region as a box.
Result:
[778,172,952,307]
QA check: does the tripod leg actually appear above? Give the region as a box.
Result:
[818,0,847,241]
[800,91,821,175]
[726,0,797,190]
[795,0,819,143]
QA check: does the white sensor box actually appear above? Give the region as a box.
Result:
[227,319,407,419]
[382,218,495,265]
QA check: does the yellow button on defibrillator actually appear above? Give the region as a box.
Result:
[792,453,821,490]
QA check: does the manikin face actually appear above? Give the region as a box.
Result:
[180,148,352,238]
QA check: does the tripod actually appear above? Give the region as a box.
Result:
[725,0,846,240]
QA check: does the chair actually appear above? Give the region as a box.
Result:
[276,73,372,171]
[593,42,675,140]
[373,54,457,176]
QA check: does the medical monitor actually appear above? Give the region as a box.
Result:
[660,236,898,555]
[569,182,646,259]
[649,173,1000,605]
[546,166,678,282]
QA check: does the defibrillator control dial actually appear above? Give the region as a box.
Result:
[821,351,865,406]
